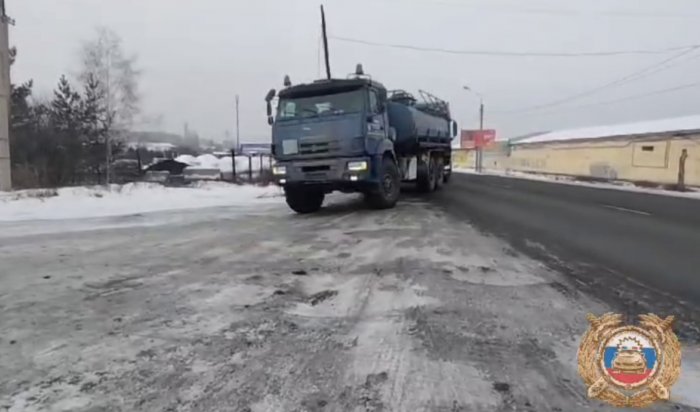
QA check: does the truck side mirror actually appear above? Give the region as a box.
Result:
[265,89,276,125]
[451,120,458,138]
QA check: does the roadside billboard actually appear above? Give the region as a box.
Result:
[460,129,497,149]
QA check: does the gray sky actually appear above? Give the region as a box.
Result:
[8,0,700,142]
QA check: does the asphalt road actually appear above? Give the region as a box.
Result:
[435,173,700,339]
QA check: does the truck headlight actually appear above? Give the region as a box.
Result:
[347,161,368,171]
[273,166,287,175]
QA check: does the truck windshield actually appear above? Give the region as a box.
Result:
[277,90,365,120]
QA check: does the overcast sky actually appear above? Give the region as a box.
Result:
[8,0,700,142]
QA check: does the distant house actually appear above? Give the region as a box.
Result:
[508,115,700,186]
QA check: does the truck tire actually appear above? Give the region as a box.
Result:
[416,158,436,193]
[285,187,324,214]
[443,171,451,184]
[366,157,400,209]
[434,157,444,190]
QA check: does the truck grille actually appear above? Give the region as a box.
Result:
[299,140,339,155]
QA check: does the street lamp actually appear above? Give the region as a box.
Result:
[462,85,484,130]
[463,85,485,172]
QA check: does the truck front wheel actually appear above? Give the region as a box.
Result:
[365,158,400,209]
[285,187,325,214]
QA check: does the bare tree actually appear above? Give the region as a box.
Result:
[78,27,140,184]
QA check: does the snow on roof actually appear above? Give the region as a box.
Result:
[515,114,700,145]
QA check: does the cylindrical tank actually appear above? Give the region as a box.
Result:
[387,101,451,145]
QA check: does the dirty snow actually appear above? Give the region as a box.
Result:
[455,167,700,199]
[673,345,700,408]
[0,182,283,222]
[1,189,699,411]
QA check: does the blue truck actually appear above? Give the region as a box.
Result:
[265,65,458,214]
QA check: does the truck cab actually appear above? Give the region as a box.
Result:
[265,66,457,214]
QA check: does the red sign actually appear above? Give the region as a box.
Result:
[460,129,496,149]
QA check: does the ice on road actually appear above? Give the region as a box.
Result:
[0,194,698,411]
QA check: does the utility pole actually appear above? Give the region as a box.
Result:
[104,45,113,185]
[235,95,240,152]
[317,34,322,78]
[479,101,484,130]
[320,5,331,80]
[478,99,484,172]
[0,1,14,191]
[463,85,484,172]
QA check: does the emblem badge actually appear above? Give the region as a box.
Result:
[577,313,682,408]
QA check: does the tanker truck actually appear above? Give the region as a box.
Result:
[264,64,458,214]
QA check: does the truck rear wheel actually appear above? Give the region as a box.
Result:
[434,157,444,190]
[285,187,324,214]
[416,157,437,193]
[443,170,451,184]
[365,157,400,209]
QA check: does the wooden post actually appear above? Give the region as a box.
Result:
[136,148,142,177]
[678,148,688,191]
[230,149,236,182]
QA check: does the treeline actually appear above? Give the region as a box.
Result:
[11,68,116,187]
[9,27,140,188]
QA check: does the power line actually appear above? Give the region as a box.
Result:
[501,82,700,116]
[494,47,700,114]
[364,0,700,19]
[330,35,700,57]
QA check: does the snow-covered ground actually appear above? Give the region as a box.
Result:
[1,194,698,411]
[0,182,283,222]
[175,154,271,173]
[455,167,700,200]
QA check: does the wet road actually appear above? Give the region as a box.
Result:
[435,172,700,339]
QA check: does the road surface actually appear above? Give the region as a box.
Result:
[1,189,699,411]
[435,173,700,340]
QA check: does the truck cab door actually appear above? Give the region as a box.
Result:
[367,88,387,140]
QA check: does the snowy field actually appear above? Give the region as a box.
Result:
[0,182,283,222]
[455,167,700,200]
[1,191,699,411]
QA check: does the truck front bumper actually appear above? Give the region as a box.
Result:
[273,157,376,192]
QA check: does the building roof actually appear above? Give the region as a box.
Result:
[514,114,700,145]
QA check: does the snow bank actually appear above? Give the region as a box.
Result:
[0,182,283,222]
[454,168,700,200]
[174,154,271,173]
[175,154,197,166]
